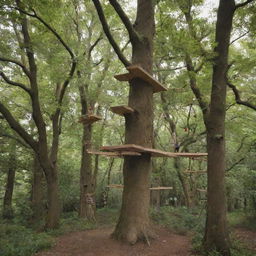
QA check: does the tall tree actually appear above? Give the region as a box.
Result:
[92,0,156,243]
[204,1,254,255]
[0,1,76,228]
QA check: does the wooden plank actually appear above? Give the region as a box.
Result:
[107,185,173,190]
[149,186,173,190]
[107,184,124,189]
[114,65,167,93]
[197,188,207,193]
[100,144,208,158]
[78,114,102,125]
[184,170,207,174]
[86,150,141,157]
[110,105,134,116]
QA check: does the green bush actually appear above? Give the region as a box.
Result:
[0,222,53,256]
[150,206,205,235]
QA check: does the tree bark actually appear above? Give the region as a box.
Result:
[203,1,235,255]
[2,142,16,219]
[112,0,155,244]
[30,154,46,226]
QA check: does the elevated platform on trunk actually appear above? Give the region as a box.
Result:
[110,105,134,116]
[114,65,167,93]
[184,170,207,174]
[86,150,141,157]
[78,114,102,125]
[100,144,208,158]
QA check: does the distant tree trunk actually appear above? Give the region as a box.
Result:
[2,142,16,219]
[174,158,193,208]
[203,1,236,255]
[112,0,155,244]
[30,154,46,226]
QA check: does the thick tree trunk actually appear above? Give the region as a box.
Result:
[79,124,96,220]
[30,154,46,226]
[2,143,16,219]
[45,169,61,229]
[203,1,235,255]
[112,0,155,244]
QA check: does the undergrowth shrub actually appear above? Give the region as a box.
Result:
[150,206,205,235]
[0,222,53,256]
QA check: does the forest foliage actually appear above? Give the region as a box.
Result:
[0,0,256,255]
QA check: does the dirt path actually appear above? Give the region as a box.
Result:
[234,228,256,252]
[35,227,192,256]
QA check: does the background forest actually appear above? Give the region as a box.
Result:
[0,0,256,256]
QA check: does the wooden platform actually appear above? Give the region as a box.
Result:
[114,65,167,93]
[110,105,134,116]
[100,144,208,158]
[86,150,141,157]
[78,114,102,125]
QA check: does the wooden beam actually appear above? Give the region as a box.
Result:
[100,144,208,158]
[110,105,134,116]
[184,170,207,174]
[107,184,124,188]
[114,65,167,93]
[197,188,207,193]
[106,184,173,190]
[78,114,102,125]
[149,186,173,190]
[86,150,141,157]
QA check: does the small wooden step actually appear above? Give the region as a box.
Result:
[110,105,134,116]
[114,65,167,93]
[78,114,101,125]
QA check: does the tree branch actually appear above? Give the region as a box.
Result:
[15,6,77,106]
[0,71,31,94]
[226,157,245,172]
[109,0,139,43]
[0,102,38,150]
[92,0,131,67]
[230,31,249,45]
[227,81,256,111]
[0,57,30,77]
[16,7,75,59]
[0,131,30,149]
[87,35,103,60]
[235,0,255,9]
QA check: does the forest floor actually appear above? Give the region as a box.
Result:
[34,226,256,256]
[234,228,256,252]
[35,226,192,256]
